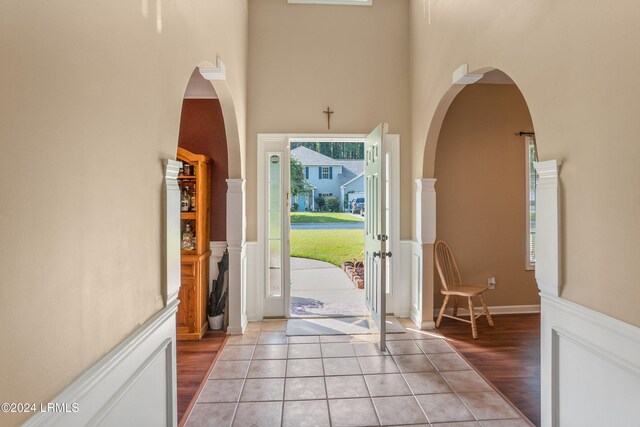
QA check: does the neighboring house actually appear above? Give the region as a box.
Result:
[290,146,364,211]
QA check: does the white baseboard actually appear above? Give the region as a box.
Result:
[24,300,179,427]
[432,304,541,318]
[541,293,640,427]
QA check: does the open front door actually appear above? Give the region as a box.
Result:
[364,123,388,351]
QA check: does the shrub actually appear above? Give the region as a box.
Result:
[324,196,340,212]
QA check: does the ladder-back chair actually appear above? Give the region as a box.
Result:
[434,240,494,339]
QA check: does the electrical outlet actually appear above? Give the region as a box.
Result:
[487,277,496,289]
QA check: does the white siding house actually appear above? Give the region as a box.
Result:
[291,146,364,211]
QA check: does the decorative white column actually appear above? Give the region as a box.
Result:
[414,179,437,329]
[534,160,562,297]
[226,179,247,334]
[163,159,182,304]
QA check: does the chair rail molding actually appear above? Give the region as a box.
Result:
[534,159,561,297]
[226,179,247,334]
[163,159,181,304]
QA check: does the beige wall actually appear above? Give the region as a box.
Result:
[247,0,411,240]
[434,84,538,308]
[410,0,640,326]
[0,1,247,425]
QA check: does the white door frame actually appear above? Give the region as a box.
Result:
[257,133,401,319]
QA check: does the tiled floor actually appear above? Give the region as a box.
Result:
[185,319,531,427]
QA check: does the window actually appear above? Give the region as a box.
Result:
[320,166,332,180]
[525,136,538,270]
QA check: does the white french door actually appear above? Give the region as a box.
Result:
[257,133,399,323]
[364,123,389,351]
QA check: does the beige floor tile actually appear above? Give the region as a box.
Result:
[247,359,287,378]
[240,378,285,402]
[479,420,529,427]
[253,344,288,360]
[232,401,282,427]
[320,334,351,343]
[258,331,289,345]
[403,372,453,395]
[289,335,320,344]
[364,373,412,397]
[261,320,288,331]
[288,343,321,358]
[186,402,236,427]
[427,352,471,371]
[245,322,262,332]
[458,392,520,420]
[415,338,455,354]
[415,393,475,423]
[286,358,324,377]
[210,361,250,379]
[227,332,259,346]
[198,379,244,403]
[283,400,330,427]
[321,342,356,358]
[393,354,436,373]
[441,371,493,393]
[373,396,428,425]
[325,375,370,398]
[219,345,255,361]
[284,377,326,400]
[358,356,399,374]
[386,340,423,355]
[350,334,378,343]
[323,357,362,376]
[328,398,379,427]
[353,343,385,357]
[387,329,438,340]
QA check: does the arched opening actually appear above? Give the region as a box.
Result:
[423,69,540,425]
[173,66,235,424]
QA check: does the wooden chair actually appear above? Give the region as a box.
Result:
[434,240,494,339]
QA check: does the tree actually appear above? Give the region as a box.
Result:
[290,156,306,195]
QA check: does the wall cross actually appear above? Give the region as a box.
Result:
[323,106,334,129]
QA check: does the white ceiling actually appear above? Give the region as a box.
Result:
[183,68,218,99]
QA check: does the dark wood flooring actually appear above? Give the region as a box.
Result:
[176,329,227,426]
[436,313,541,427]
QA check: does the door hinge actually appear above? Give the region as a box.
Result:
[377,234,388,241]
[373,251,393,259]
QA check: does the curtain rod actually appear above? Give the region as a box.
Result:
[516,131,535,136]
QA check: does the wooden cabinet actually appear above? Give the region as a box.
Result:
[176,147,211,340]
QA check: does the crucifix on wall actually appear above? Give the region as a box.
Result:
[323,106,334,129]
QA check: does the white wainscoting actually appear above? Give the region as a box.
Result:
[24,300,179,427]
[245,242,260,322]
[541,293,640,427]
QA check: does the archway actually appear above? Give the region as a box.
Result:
[421,68,541,425]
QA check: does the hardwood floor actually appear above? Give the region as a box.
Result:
[176,329,227,426]
[436,313,541,426]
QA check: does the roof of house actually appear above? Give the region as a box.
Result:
[291,147,365,186]
[291,146,345,167]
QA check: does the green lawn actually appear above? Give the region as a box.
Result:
[290,212,363,224]
[290,229,364,266]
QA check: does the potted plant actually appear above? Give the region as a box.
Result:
[208,250,229,330]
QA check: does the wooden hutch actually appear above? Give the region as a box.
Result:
[177,147,211,340]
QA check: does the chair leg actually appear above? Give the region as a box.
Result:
[436,295,449,328]
[452,296,458,317]
[468,297,478,339]
[479,293,494,327]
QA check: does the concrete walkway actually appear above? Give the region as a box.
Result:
[290,257,366,317]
